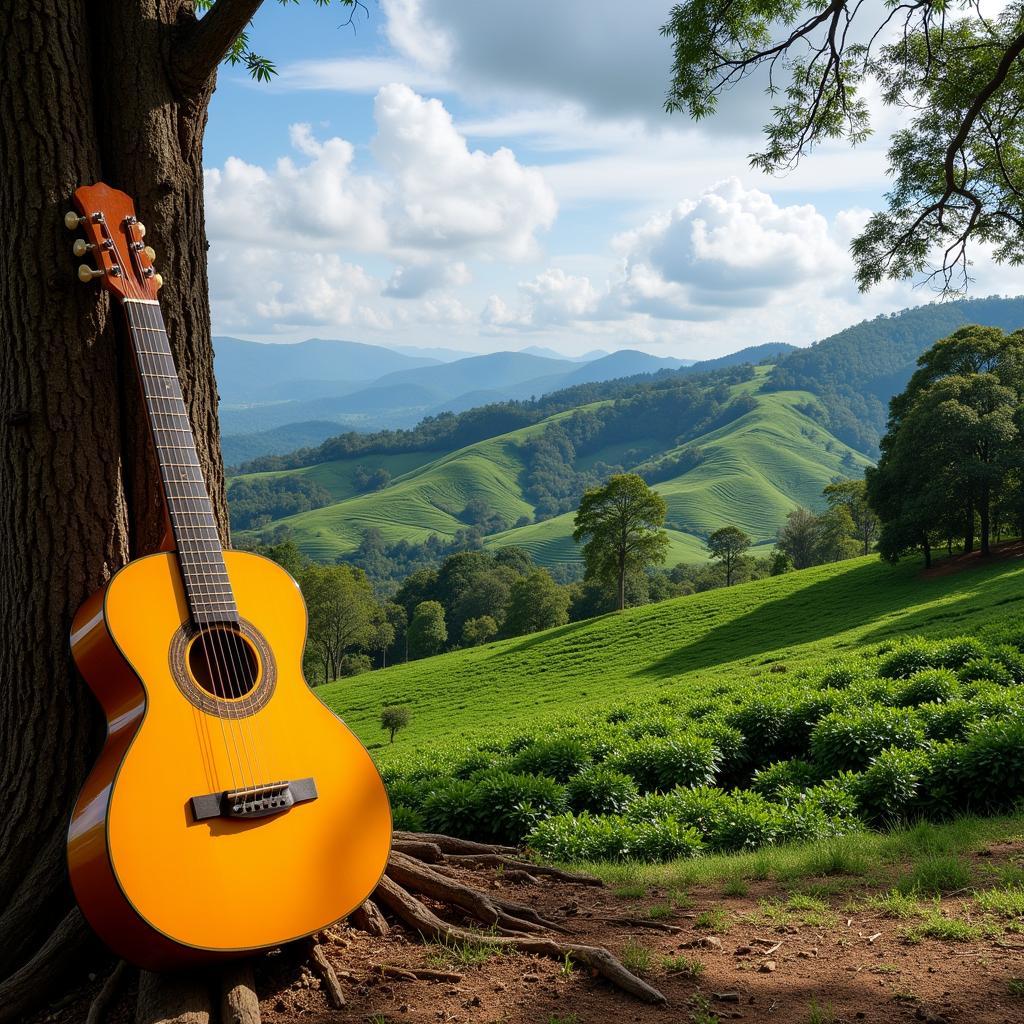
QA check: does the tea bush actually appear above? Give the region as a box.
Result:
[810,706,924,774]
[377,632,1024,862]
[605,735,720,793]
[566,764,639,815]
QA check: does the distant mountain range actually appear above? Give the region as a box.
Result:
[225,295,1024,572]
[217,341,707,461]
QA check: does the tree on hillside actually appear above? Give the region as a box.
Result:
[380,705,411,744]
[824,480,879,556]
[462,615,499,647]
[573,474,669,611]
[706,526,752,586]
[867,327,1024,562]
[300,563,380,685]
[409,601,448,658]
[776,508,823,570]
[662,1,1024,292]
[504,570,571,636]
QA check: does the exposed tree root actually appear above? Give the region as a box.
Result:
[219,962,260,1024]
[349,897,390,936]
[372,873,667,1004]
[392,831,518,855]
[135,969,213,1024]
[86,960,130,1024]
[439,853,604,885]
[307,938,345,1009]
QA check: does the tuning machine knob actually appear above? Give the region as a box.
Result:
[78,264,104,283]
[136,223,146,238]
[64,211,85,231]
[144,246,156,262]
[153,273,164,289]
[72,239,94,258]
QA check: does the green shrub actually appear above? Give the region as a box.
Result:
[751,759,819,798]
[386,778,428,809]
[818,658,869,689]
[696,721,748,785]
[566,765,639,815]
[606,735,720,793]
[877,638,943,679]
[854,748,932,825]
[391,804,426,832]
[510,737,592,781]
[728,699,806,766]
[790,774,863,822]
[527,811,703,862]
[992,644,1024,683]
[934,636,989,669]
[469,770,567,844]
[450,749,501,779]
[896,669,959,707]
[810,706,924,774]
[421,778,479,837]
[959,657,1014,687]
[954,717,1024,810]
[916,699,978,741]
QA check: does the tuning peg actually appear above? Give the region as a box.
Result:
[72,239,94,258]
[143,246,156,262]
[153,273,164,289]
[78,264,104,283]
[64,211,85,230]
[136,223,146,238]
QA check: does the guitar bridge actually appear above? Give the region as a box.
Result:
[190,777,317,822]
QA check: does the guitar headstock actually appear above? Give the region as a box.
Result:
[65,183,163,302]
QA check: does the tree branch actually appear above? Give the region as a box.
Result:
[171,0,266,97]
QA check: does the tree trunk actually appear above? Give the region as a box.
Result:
[617,551,626,611]
[964,504,974,553]
[922,533,932,568]
[0,0,232,988]
[979,487,991,555]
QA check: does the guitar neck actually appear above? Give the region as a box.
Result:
[123,299,238,626]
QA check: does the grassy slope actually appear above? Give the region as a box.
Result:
[236,374,871,566]
[320,553,1024,754]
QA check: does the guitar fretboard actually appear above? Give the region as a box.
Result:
[123,299,238,626]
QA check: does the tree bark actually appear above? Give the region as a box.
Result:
[0,0,231,991]
[979,485,991,555]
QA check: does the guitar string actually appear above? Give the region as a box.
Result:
[131,295,264,793]
[126,294,249,795]
[110,238,239,793]
[133,286,271,796]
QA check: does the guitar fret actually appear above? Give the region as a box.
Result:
[123,302,239,626]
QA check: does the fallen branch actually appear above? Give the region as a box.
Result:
[374,965,464,983]
[307,939,345,1009]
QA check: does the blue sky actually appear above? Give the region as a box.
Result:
[202,0,1020,358]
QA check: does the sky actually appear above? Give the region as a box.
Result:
[202,0,1023,359]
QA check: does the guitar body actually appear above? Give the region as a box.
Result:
[68,549,392,970]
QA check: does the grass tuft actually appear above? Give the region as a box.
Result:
[896,854,973,895]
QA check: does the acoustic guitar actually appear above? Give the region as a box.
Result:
[65,183,392,970]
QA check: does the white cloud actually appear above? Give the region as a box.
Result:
[276,56,447,94]
[209,246,380,333]
[372,84,556,259]
[384,260,471,298]
[206,87,555,263]
[615,178,848,317]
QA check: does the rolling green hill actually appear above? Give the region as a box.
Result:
[234,370,870,566]
[318,552,1024,756]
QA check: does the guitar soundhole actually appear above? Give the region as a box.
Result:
[187,627,260,701]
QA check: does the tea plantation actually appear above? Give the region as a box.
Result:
[318,553,1024,863]
[378,629,1024,862]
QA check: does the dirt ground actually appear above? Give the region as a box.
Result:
[32,838,1024,1024]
